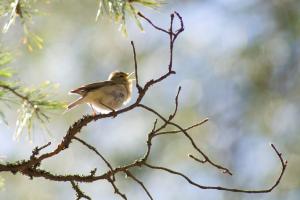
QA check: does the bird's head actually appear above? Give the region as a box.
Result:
[108,71,135,83]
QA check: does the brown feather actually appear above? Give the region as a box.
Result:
[69,81,116,96]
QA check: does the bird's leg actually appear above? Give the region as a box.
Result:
[99,102,117,118]
[89,104,97,117]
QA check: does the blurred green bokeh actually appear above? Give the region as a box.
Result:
[0,0,300,199]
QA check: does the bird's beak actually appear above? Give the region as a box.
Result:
[127,71,135,80]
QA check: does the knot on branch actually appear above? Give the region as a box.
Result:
[30,142,51,160]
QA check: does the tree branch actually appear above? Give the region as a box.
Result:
[138,103,233,175]
[144,143,287,193]
[130,41,142,93]
[0,84,36,108]
[154,118,208,136]
[73,136,115,181]
[71,181,92,200]
[107,177,127,200]
[125,170,153,200]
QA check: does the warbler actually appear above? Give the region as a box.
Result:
[67,71,134,115]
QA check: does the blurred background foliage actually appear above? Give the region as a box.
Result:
[0,0,300,199]
[0,49,65,141]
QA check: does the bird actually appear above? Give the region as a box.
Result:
[66,71,134,115]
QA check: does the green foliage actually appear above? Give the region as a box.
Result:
[0,52,13,70]
[94,0,160,34]
[1,0,49,31]
[14,81,66,140]
[1,0,160,49]
[22,24,44,52]
[0,50,66,140]
[0,0,46,51]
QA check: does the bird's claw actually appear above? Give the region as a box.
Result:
[111,110,117,118]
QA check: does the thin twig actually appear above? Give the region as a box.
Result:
[107,177,127,200]
[70,181,92,200]
[139,104,233,175]
[125,170,153,200]
[169,86,181,120]
[0,84,35,108]
[151,119,158,133]
[73,136,115,180]
[188,154,206,163]
[144,144,287,193]
[168,13,174,71]
[173,12,185,41]
[30,142,51,160]
[138,12,171,35]
[131,41,142,93]
[154,118,209,136]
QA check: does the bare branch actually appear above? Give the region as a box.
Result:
[30,142,51,160]
[138,11,184,73]
[144,143,287,193]
[154,118,208,136]
[151,119,158,133]
[131,41,142,93]
[138,103,233,175]
[125,170,153,200]
[107,177,127,200]
[168,13,175,71]
[188,154,206,163]
[71,181,91,200]
[138,12,171,35]
[169,86,181,120]
[172,12,185,42]
[73,136,115,180]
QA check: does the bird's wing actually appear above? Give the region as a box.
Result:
[69,81,116,96]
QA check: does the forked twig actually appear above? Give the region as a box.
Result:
[71,181,92,200]
[73,136,115,180]
[125,170,153,200]
[144,143,287,193]
[107,177,127,200]
[139,103,233,175]
[131,41,142,93]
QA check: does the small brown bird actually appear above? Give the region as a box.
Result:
[67,71,133,115]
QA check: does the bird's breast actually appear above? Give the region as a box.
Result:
[86,84,129,111]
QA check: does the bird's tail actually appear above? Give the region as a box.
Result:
[64,97,85,114]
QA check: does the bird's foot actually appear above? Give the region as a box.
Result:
[110,109,117,118]
[89,104,97,117]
